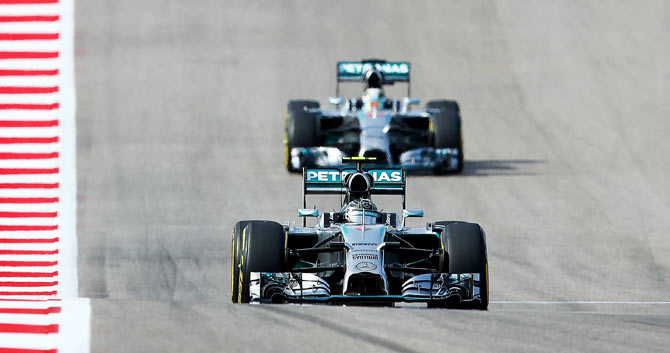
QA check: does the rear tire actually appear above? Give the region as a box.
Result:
[427,100,463,173]
[285,100,320,172]
[232,221,286,304]
[440,222,488,310]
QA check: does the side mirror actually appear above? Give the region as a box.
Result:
[298,208,319,217]
[403,97,420,106]
[401,209,423,228]
[403,209,424,218]
[328,97,344,105]
[401,98,420,113]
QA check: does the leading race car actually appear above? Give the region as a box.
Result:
[231,157,488,308]
[284,59,464,173]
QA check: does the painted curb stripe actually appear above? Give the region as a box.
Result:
[0,153,59,160]
[0,70,59,76]
[0,212,57,218]
[0,348,57,353]
[0,184,58,190]
[0,307,60,314]
[0,239,58,244]
[0,169,59,175]
[0,225,58,231]
[0,52,58,59]
[0,16,59,23]
[0,137,58,143]
[0,250,58,255]
[0,281,57,287]
[0,261,56,267]
[0,272,57,277]
[0,198,58,203]
[0,34,59,41]
[0,291,57,296]
[0,323,58,334]
[0,87,59,94]
[0,121,58,128]
[0,104,59,110]
[0,0,58,4]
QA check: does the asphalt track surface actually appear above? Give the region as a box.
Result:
[75,1,670,352]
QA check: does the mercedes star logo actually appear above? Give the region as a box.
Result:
[355,262,377,271]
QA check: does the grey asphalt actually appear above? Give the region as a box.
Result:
[75,1,670,352]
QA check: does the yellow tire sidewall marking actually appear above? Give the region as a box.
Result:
[231,229,235,301]
[238,227,247,303]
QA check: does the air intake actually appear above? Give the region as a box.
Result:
[348,172,371,193]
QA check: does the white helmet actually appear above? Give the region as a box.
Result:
[344,199,379,224]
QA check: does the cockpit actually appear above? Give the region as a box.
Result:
[343,199,380,224]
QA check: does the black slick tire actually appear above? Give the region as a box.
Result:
[440,222,488,310]
[427,100,464,173]
[285,100,319,172]
[233,221,286,304]
[231,220,262,303]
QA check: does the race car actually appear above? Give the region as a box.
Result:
[284,59,464,173]
[231,157,488,308]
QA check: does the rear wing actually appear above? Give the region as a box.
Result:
[302,167,407,209]
[337,60,410,82]
[335,59,412,96]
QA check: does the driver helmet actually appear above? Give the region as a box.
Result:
[365,69,383,89]
[344,198,379,224]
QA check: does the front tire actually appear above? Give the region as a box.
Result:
[427,100,464,173]
[439,221,488,310]
[232,221,286,304]
[231,220,263,303]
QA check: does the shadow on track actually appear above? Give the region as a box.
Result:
[254,305,422,353]
[406,159,546,177]
[462,159,545,177]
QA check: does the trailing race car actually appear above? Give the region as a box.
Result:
[284,59,464,173]
[232,157,488,308]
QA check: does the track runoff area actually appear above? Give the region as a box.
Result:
[0,0,89,352]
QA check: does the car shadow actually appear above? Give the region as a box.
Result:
[462,159,546,176]
[406,159,546,177]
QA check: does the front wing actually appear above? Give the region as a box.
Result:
[289,147,461,172]
[249,272,484,307]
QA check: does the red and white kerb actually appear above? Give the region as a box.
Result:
[0,0,88,352]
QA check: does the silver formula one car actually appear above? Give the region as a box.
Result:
[232,157,488,309]
[284,59,464,174]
